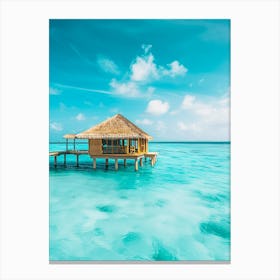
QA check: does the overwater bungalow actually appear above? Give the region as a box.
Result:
[50,114,157,171]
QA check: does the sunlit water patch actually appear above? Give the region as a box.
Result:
[49,142,230,261]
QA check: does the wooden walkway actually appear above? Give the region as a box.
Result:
[49,150,158,171]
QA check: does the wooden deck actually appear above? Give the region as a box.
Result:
[49,150,158,171]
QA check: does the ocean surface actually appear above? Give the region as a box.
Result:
[49,142,230,261]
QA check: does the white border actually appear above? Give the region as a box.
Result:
[0,0,279,279]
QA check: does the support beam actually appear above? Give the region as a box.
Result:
[93,158,96,169]
[64,154,66,165]
[115,158,118,171]
[76,154,79,167]
[66,139,68,151]
[140,157,143,167]
[134,159,138,171]
[124,158,127,166]
[105,158,109,168]
[54,156,57,167]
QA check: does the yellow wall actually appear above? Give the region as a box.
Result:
[88,138,149,155]
[89,139,102,155]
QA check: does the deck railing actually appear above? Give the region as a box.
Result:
[102,145,139,154]
[103,145,127,154]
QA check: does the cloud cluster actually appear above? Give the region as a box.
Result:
[109,45,187,98]
[130,46,187,83]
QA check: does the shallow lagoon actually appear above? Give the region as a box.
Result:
[49,142,230,261]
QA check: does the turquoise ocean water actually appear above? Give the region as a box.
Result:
[49,142,230,261]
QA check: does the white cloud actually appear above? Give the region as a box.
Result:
[136,118,153,125]
[97,56,119,75]
[76,113,85,121]
[50,122,63,131]
[182,95,196,109]
[110,79,139,97]
[108,45,188,98]
[130,46,187,82]
[130,53,158,82]
[162,61,188,77]
[146,99,170,115]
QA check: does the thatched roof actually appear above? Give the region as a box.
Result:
[75,114,152,140]
[63,134,76,139]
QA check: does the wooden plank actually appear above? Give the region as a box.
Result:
[134,159,138,171]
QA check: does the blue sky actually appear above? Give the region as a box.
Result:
[49,19,230,141]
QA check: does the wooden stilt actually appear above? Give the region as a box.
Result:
[134,159,138,171]
[140,157,143,167]
[105,158,109,168]
[124,158,127,166]
[64,154,66,165]
[93,158,96,169]
[115,158,118,170]
[54,156,57,167]
[76,154,79,167]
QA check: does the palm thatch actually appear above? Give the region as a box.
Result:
[63,134,76,139]
[75,114,152,140]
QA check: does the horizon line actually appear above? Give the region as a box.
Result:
[49,140,231,144]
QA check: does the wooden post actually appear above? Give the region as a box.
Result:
[115,158,118,170]
[54,156,57,167]
[64,154,66,165]
[66,139,68,151]
[134,159,138,171]
[74,139,76,151]
[105,158,109,168]
[93,158,96,169]
[140,157,143,167]
[124,158,127,166]
[76,154,79,167]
